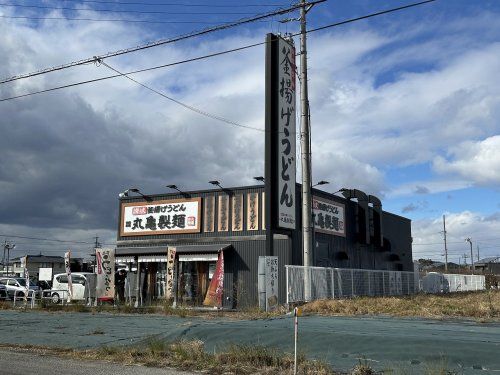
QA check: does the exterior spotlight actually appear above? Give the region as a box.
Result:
[312,180,329,187]
[209,181,224,189]
[118,189,130,198]
[119,187,151,201]
[166,184,191,198]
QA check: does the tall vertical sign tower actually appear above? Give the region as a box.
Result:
[265,33,297,256]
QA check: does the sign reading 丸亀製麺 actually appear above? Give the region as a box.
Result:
[276,36,296,229]
[120,198,201,236]
[312,197,346,237]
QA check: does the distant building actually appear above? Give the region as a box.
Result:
[11,254,65,278]
[474,257,500,275]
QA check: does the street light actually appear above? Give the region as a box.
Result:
[2,241,15,276]
[253,176,265,183]
[465,237,474,274]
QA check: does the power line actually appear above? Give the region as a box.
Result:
[0,0,437,101]
[100,60,265,132]
[0,3,255,15]
[0,233,114,245]
[0,15,245,24]
[0,1,314,84]
[58,0,288,7]
[0,41,263,103]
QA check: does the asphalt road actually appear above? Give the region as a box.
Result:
[0,348,191,375]
[0,310,499,374]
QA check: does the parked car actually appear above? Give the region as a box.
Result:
[0,277,40,300]
[50,273,95,304]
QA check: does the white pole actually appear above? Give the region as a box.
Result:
[294,307,298,375]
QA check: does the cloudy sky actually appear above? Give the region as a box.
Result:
[1,0,499,263]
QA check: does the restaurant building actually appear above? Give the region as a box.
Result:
[115,184,413,309]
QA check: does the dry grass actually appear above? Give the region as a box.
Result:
[1,340,340,374]
[302,290,500,320]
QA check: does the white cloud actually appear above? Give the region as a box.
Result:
[412,211,500,261]
[433,136,500,185]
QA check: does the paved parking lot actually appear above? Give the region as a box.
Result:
[0,310,499,374]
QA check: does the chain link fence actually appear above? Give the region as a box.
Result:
[285,266,485,304]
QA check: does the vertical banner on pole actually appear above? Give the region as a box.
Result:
[64,251,72,302]
[96,248,115,302]
[203,251,224,308]
[20,256,29,302]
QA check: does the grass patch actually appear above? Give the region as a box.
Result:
[301,290,499,320]
[65,339,338,374]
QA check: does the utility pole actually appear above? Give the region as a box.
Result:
[463,253,468,271]
[476,245,480,262]
[299,0,313,301]
[2,240,5,270]
[465,238,474,274]
[442,215,448,272]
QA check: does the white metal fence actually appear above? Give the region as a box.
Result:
[420,272,485,293]
[286,266,418,303]
[286,266,486,304]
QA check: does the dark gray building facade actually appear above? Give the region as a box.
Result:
[116,184,412,309]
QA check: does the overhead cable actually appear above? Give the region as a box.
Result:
[0,0,437,103]
[0,42,263,103]
[0,1,321,84]
[0,15,243,24]
[58,0,288,7]
[0,233,114,245]
[100,60,265,132]
[0,3,255,15]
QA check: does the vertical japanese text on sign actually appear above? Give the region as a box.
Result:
[277,36,296,229]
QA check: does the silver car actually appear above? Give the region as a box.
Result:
[0,277,39,300]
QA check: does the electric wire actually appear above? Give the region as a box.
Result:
[0,3,255,15]
[57,0,288,7]
[0,1,315,84]
[100,60,266,132]
[0,15,243,24]
[0,41,263,103]
[0,233,114,245]
[0,0,437,102]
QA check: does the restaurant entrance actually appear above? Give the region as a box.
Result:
[177,254,217,306]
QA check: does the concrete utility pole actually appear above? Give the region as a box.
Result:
[476,245,480,262]
[465,238,474,274]
[299,0,313,301]
[442,215,448,272]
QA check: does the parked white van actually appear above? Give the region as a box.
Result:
[51,272,96,303]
